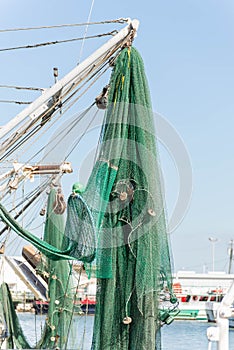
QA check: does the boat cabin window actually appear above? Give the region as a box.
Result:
[199,296,208,301]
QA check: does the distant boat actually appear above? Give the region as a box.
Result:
[80,298,96,315]
[171,271,234,322]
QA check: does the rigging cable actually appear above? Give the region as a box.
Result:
[6,101,94,166]
[0,56,111,163]
[30,58,109,162]
[31,104,95,164]
[7,178,52,214]
[64,108,99,161]
[78,0,96,64]
[0,100,32,105]
[0,84,44,91]
[0,47,111,161]
[0,28,132,162]
[0,178,51,216]
[0,18,128,33]
[0,31,118,52]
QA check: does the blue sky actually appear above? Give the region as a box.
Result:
[1,1,234,272]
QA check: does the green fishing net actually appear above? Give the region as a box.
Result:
[0,200,75,261]
[36,188,75,349]
[66,46,177,349]
[0,45,176,350]
[0,189,79,349]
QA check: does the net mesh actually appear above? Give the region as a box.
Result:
[68,46,177,349]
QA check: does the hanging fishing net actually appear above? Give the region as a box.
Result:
[64,46,178,349]
[0,189,82,349]
[0,44,177,350]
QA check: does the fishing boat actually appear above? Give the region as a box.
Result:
[26,269,232,321]
[172,271,234,322]
[0,17,179,350]
[173,286,224,321]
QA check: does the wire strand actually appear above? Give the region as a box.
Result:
[0,99,32,105]
[0,18,128,33]
[78,0,96,64]
[0,84,44,91]
[0,31,118,52]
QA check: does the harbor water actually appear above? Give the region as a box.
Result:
[17,313,234,350]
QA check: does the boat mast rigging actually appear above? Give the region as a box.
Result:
[0,19,139,159]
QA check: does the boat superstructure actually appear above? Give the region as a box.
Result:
[172,271,234,322]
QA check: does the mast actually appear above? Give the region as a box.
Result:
[0,19,139,157]
[228,239,233,274]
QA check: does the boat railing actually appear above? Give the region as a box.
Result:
[207,279,234,349]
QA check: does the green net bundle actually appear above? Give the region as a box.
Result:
[65,46,176,349]
[36,188,75,349]
[0,45,177,350]
[0,189,79,349]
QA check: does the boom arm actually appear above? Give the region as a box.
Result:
[0,19,139,157]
